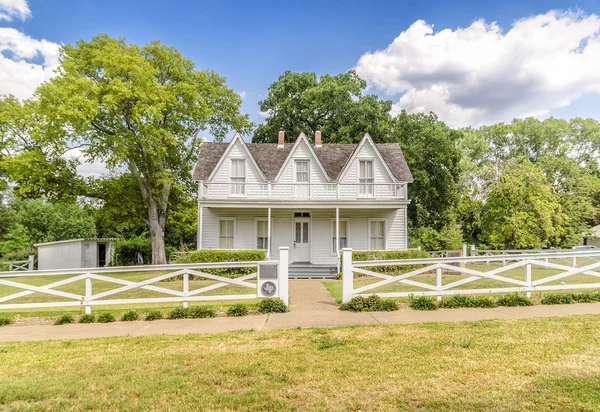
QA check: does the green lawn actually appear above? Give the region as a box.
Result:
[0,269,260,319]
[324,262,600,303]
[2,315,600,410]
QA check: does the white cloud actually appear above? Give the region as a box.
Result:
[0,0,30,21]
[355,10,600,127]
[258,110,271,118]
[239,91,247,99]
[62,148,109,178]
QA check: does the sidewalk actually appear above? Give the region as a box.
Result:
[2,303,600,342]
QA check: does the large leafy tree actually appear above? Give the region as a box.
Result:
[253,70,393,143]
[18,35,252,264]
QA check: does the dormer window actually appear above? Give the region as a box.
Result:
[359,160,374,197]
[230,159,246,195]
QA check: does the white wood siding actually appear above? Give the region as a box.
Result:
[339,140,394,185]
[210,139,264,184]
[277,139,329,185]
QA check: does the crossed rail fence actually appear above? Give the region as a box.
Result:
[0,249,290,314]
[341,248,600,303]
[0,255,35,272]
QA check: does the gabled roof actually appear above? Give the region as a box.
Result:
[193,134,413,182]
[274,133,331,182]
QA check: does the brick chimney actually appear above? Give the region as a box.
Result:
[315,130,322,148]
[278,130,285,148]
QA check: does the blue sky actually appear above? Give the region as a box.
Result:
[2,0,600,133]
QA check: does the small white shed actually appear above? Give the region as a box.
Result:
[584,225,600,248]
[34,238,115,270]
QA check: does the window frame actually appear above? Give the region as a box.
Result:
[330,219,349,256]
[358,159,375,197]
[218,218,236,249]
[368,219,386,250]
[294,159,310,183]
[255,218,269,251]
[230,158,246,196]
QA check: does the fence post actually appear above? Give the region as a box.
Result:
[342,248,353,303]
[278,247,289,306]
[572,256,577,268]
[462,244,467,258]
[470,245,475,257]
[28,255,34,271]
[183,271,189,309]
[525,263,532,298]
[84,276,92,315]
[436,267,443,302]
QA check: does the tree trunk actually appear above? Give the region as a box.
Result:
[148,203,167,265]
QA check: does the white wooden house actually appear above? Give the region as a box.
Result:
[193,131,413,270]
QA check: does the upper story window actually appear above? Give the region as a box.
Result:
[230,159,246,195]
[359,160,374,197]
[295,160,310,198]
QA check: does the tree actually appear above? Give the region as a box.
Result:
[253,71,393,143]
[29,35,251,264]
[481,162,565,249]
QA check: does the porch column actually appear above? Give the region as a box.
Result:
[336,207,340,272]
[267,207,272,260]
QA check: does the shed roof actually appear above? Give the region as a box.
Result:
[34,238,115,247]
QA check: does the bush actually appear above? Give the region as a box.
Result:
[541,294,575,305]
[78,314,95,323]
[114,236,152,266]
[172,249,266,278]
[54,314,75,325]
[0,317,13,327]
[227,304,249,317]
[352,250,431,276]
[168,308,190,319]
[573,292,600,303]
[144,310,163,321]
[439,295,497,309]
[497,294,532,307]
[340,295,398,312]
[121,310,139,321]
[258,298,288,313]
[97,313,116,323]
[409,296,438,311]
[188,306,216,319]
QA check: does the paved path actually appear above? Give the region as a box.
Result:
[288,280,339,312]
[2,303,600,342]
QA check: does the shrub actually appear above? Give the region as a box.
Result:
[188,306,216,319]
[121,310,139,321]
[227,304,249,317]
[144,310,163,321]
[573,292,600,303]
[409,296,438,311]
[352,250,431,276]
[78,314,95,323]
[168,308,190,319]
[97,313,116,323]
[172,249,266,278]
[114,236,152,266]
[439,295,497,309]
[0,317,13,327]
[541,294,575,305]
[496,294,532,307]
[340,295,398,312]
[54,314,75,325]
[257,298,288,313]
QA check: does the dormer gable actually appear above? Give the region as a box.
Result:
[207,133,267,183]
[274,133,331,183]
[337,133,397,184]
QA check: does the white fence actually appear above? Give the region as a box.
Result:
[341,248,600,303]
[0,248,289,314]
[0,255,34,272]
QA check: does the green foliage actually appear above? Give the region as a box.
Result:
[317,338,348,350]
[257,298,288,313]
[0,316,13,327]
[188,306,216,319]
[0,224,32,256]
[408,296,438,311]
[144,310,163,321]
[439,296,497,309]
[496,294,533,307]
[340,295,398,312]
[54,314,75,325]
[572,292,600,303]
[227,304,249,317]
[253,70,392,144]
[174,249,265,277]
[121,310,140,321]
[78,314,96,323]
[168,308,190,320]
[541,294,575,305]
[481,161,566,249]
[352,249,430,275]
[410,224,463,251]
[115,236,152,266]
[0,247,36,263]
[97,313,116,323]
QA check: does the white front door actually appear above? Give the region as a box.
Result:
[293,218,310,262]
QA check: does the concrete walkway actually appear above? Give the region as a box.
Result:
[2,303,600,342]
[288,280,339,311]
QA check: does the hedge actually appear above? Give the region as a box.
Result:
[172,249,266,278]
[352,249,431,275]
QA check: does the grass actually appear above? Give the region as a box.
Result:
[2,315,600,410]
[323,261,600,304]
[0,269,261,319]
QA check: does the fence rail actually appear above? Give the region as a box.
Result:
[0,255,34,272]
[341,248,600,303]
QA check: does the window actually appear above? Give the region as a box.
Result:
[230,159,246,195]
[332,220,348,253]
[369,220,385,250]
[256,220,269,250]
[359,160,374,196]
[219,219,235,249]
[295,160,309,183]
[294,212,310,217]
